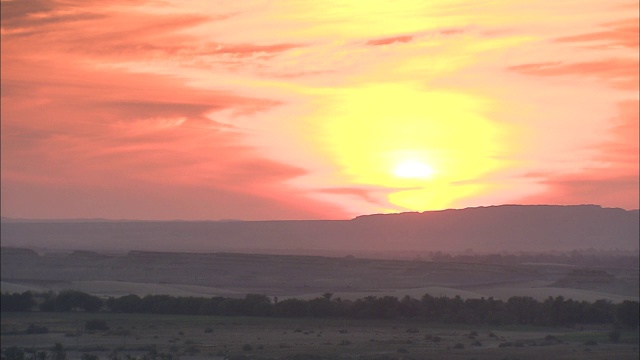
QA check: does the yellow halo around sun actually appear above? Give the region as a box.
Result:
[307,83,506,212]
[393,159,435,179]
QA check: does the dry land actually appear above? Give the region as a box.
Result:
[3,248,638,358]
[2,312,638,360]
[1,249,638,302]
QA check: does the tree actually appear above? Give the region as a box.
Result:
[85,319,109,331]
[506,296,540,324]
[2,347,25,360]
[274,298,307,317]
[398,295,420,318]
[306,297,333,317]
[242,294,272,316]
[1,292,33,311]
[616,300,639,328]
[50,343,66,360]
[608,329,621,343]
[54,291,102,312]
[107,294,141,313]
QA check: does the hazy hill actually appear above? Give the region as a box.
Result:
[1,205,638,255]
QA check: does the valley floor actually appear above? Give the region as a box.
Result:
[2,312,639,360]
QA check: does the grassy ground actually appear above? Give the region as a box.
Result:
[2,312,638,360]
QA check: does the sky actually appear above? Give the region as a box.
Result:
[1,0,638,220]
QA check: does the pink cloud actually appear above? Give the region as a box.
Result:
[509,14,638,90]
[2,0,638,220]
[516,100,639,210]
[439,28,466,35]
[556,18,639,49]
[317,187,386,205]
[0,1,351,220]
[519,174,638,210]
[509,58,639,89]
[366,35,414,46]
[594,100,639,166]
[203,43,302,57]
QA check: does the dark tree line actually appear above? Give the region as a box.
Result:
[0,291,33,311]
[2,291,638,328]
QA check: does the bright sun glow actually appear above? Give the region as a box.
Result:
[393,160,435,179]
[310,83,507,212]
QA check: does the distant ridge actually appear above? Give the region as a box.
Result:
[3,204,635,223]
[1,205,638,254]
[354,204,620,219]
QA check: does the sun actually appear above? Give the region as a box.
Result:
[309,84,505,211]
[393,159,435,179]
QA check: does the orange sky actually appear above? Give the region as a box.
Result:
[1,0,638,220]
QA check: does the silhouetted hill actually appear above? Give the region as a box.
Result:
[1,205,638,255]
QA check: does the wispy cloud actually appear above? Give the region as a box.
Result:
[366,35,414,46]
[556,18,639,49]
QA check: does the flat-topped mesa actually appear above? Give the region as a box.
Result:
[353,204,615,220]
[1,205,638,254]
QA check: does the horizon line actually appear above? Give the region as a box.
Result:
[2,203,636,223]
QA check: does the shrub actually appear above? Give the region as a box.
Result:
[204,327,213,333]
[2,347,25,360]
[85,319,109,331]
[77,346,109,352]
[1,292,34,312]
[339,339,351,346]
[108,329,130,336]
[608,329,621,343]
[584,340,597,346]
[184,345,200,354]
[242,344,253,351]
[453,343,465,349]
[55,290,102,312]
[397,347,409,353]
[134,345,156,352]
[26,324,49,334]
[405,328,419,333]
[50,343,66,360]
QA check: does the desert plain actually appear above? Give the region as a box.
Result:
[2,247,639,359]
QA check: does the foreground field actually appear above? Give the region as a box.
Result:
[2,312,638,360]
